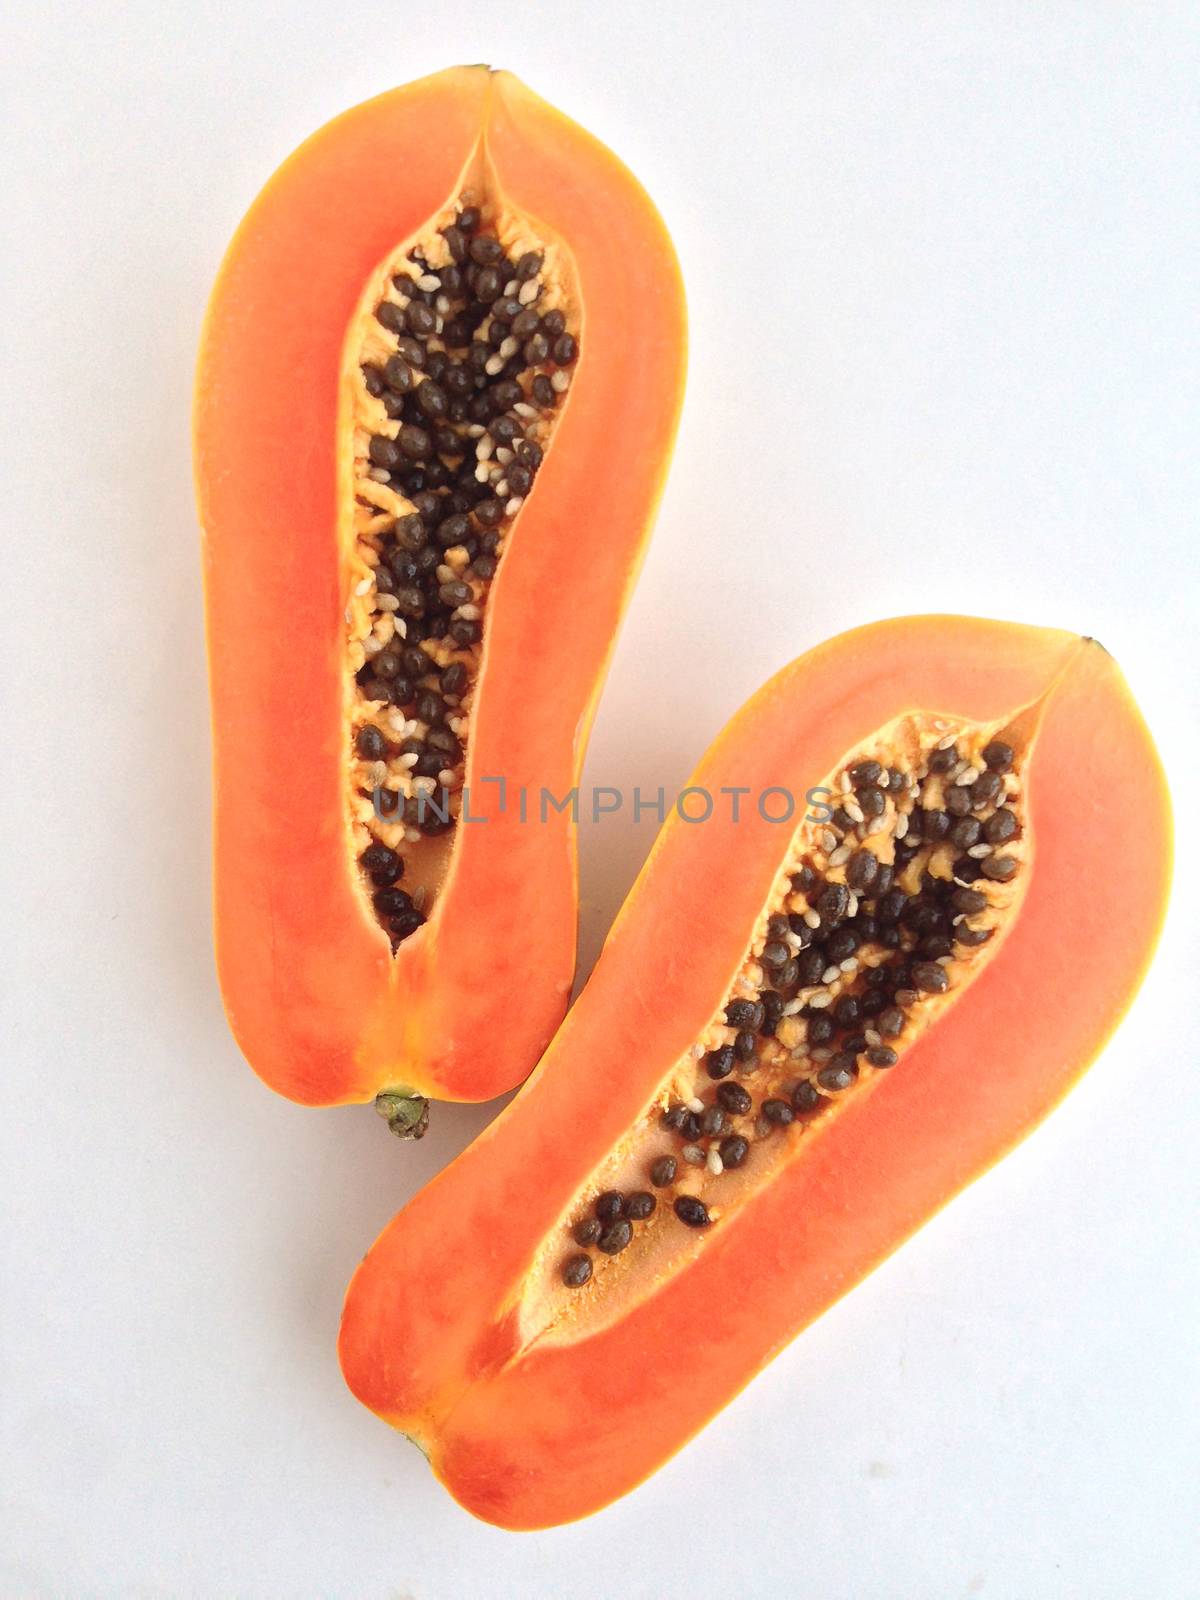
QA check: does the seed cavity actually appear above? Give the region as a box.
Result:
[555,713,1028,1291]
[347,199,577,948]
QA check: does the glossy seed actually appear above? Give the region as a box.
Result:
[761,1098,795,1126]
[911,961,951,993]
[398,424,431,460]
[807,1013,836,1045]
[984,808,1019,844]
[625,1191,656,1221]
[716,1081,752,1115]
[952,886,988,914]
[597,1220,633,1255]
[981,853,1019,882]
[706,1045,736,1080]
[923,807,951,840]
[360,843,402,886]
[368,435,402,471]
[674,1195,711,1228]
[971,771,1003,808]
[699,1105,726,1137]
[857,784,887,818]
[824,928,857,965]
[950,816,982,850]
[374,301,406,334]
[846,848,878,891]
[817,1060,858,1093]
[595,1190,625,1223]
[405,301,436,337]
[946,785,973,818]
[649,1154,677,1187]
[383,354,415,392]
[562,1253,592,1287]
[468,234,503,265]
[573,1217,601,1246]
[816,883,850,921]
[440,661,468,696]
[725,998,764,1029]
[982,740,1014,772]
[717,1134,749,1169]
[732,1029,757,1064]
[355,724,386,760]
[797,949,825,986]
[791,1080,821,1113]
[833,994,862,1030]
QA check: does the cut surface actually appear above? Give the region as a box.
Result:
[196,68,686,1106]
[338,616,1172,1529]
[527,708,1029,1339]
[346,196,579,948]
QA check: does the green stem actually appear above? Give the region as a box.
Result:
[374,1090,430,1141]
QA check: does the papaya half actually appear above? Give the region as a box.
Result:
[338,615,1172,1528]
[194,68,686,1122]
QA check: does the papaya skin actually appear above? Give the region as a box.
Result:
[194,69,686,1107]
[337,614,1172,1530]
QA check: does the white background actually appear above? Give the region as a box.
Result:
[3,3,1198,1596]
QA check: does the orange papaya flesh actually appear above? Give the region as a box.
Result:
[194,68,686,1113]
[338,615,1172,1528]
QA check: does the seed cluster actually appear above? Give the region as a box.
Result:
[346,201,578,946]
[560,726,1025,1287]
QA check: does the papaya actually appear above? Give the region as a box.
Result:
[338,615,1172,1527]
[194,68,686,1122]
